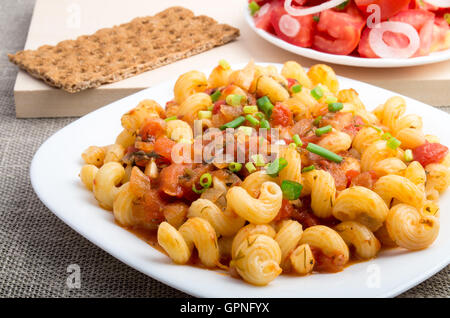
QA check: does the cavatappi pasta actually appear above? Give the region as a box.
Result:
[79,60,449,286]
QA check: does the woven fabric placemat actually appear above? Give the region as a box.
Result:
[0,0,448,298]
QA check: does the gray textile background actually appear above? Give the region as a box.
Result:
[0,0,448,298]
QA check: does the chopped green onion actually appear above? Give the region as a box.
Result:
[226,94,245,106]
[165,116,177,122]
[192,184,205,194]
[228,162,242,172]
[211,90,221,102]
[326,96,338,104]
[220,116,245,130]
[293,134,303,147]
[245,114,260,126]
[404,149,413,162]
[328,102,343,112]
[260,119,270,129]
[243,105,258,114]
[254,112,266,120]
[368,125,383,133]
[306,143,343,163]
[302,165,315,173]
[266,158,288,177]
[311,86,324,100]
[289,143,297,149]
[245,162,256,174]
[313,116,322,127]
[381,132,392,140]
[281,180,303,200]
[207,104,214,111]
[387,137,401,150]
[198,110,212,119]
[315,125,332,137]
[249,1,260,16]
[291,84,302,93]
[257,96,274,117]
[199,173,212,188]
[313,15,320,22]
[219,59,231,70]
[238,125,253,136]
[252,154,266,167]
[336,0,349,10]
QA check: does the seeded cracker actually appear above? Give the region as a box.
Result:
[8,7,240,93]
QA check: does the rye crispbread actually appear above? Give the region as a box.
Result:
[8,6,240,93]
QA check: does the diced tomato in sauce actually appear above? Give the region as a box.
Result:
[212,100,226,115]
[317,160,348,191]
[271,103,293,127]
[153,136,177,161]
[286,78,298,88]
[159,164,189,198]
[350,170,378,189]
[132,189,166,226]
[139,118,166,141]
[412,142,449,167]
[273,199,294,222]
[310,246,346,273]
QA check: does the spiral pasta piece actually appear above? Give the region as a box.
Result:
[425,163,450,193]
[281,61,312,88]
[121,100,164,133]
[173,70,208,104]
[231,224,276,259]
[307,64,339,94]
[231,234,282,286]
[278,146,302,184]
[240,171,276,198]
[157,217,219,268]
[93,162,125,210]
[306,169,336,218]
[317,130,352,154]
[373,175,425,210]
[79,164,99,191]
[187,199,245,237]
[113,182,135,227]
[226,181,282,224]
[82,146,105,167]
[334,221,381,259]
[386,204,439,250]
[299,225,349,268]
[166,119,193,143]
[361,140,402,172]
[177,93,212,125]
[274,220,303,270]
[332,186,389,231]
[289,243,315,275]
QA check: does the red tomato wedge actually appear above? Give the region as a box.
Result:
[270,0,315,47]
[431,17,450,52]
[355,0,411,20]
[358,9,436,58]
[254,2,274,33]
[412,143,449,167]
[313,4,365,55]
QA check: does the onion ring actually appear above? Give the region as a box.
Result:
[279,14,301,37]
[368,22,420,59]
[284,0,347,16]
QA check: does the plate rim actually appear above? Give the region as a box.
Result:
[244,8,450,68]
[30,62,450,298]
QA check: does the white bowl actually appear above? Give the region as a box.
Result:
[245,8,450,68]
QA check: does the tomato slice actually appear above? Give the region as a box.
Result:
[313,4,365,55]
[431,17,450,52]
[412,143,449,167]
[270,0,315,47]
[354,0,410,20]
[358,9,436,58]
[254,2,274,33]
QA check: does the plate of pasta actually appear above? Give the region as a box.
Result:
[30,60,450,297]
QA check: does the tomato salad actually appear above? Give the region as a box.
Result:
[249,0,450,58]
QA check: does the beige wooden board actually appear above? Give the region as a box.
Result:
[12,0,450,118]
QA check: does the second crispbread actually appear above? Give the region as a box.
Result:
[8,6,240,93]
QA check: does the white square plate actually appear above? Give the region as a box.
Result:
[30,63,450,297]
